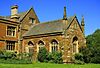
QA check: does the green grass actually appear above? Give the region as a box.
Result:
[0,63,100,68]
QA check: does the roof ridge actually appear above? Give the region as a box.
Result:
[30,19,63,27]
[40,15,75,24]
[41,19,63,23]
[29,19,62,27]
[30,16,75,29]
[23,15,76,37]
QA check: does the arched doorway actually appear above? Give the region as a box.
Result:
[72,36,79,54]
[50,39,59,52]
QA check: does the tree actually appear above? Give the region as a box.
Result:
[79,29,100,63]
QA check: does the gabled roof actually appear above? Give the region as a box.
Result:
[0,11,27,21]
[19,7,40,22]
[18,11,27,21]
[23,16,76,37]
[23,19,64,36]
[0,7,39,22]
[66,15,83,32]
[19,7,39,22]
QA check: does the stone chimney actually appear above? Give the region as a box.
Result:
[11,5,19,21]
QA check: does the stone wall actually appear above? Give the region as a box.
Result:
[22,17,86,63]
[0,19,19,52]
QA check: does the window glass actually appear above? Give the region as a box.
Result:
[51,40,58,52]
[38,40,45,51]
[29,18,35,24]
[6,41,15,50]
[7,26,16,36]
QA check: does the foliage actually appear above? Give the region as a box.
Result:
[46,53,52,61]
[0,51,32,64]
[74,53,83,61]
[78,29,100,63]
[79,47,92,63]
[37,47,63,63]
[74,60,85,65]
[0,51,16,60]
[37,47,48,62]
[51,52,63,64]
[46,52,63,63]
[86,29,100,47]
[74,53,85,64]
[17,52,32,60]
[86,29,100,63]
[90,47,100,63]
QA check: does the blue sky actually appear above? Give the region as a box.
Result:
[0,0,100,36]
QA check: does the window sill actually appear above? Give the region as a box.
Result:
[6,50,15,52]
[6,35,16,37]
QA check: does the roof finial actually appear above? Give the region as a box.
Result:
[81,15,85,26]
[63,6,67,20]
[81,15,85,34]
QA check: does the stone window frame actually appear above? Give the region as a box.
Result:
[26,41,34,53]
[37,40,45,52]
[29,17,35,24]
[50,39,59,52]
[28,41,34,47]
[72,36,79,54]
[6,41,15,51]
[74,22,78,29]
[6,26,16,37]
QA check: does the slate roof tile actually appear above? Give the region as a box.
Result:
[23,16,75,37]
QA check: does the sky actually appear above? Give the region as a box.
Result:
[0,0,100,36]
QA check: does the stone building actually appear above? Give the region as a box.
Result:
[23,7,86,62]
[0,5,86,63]
[0,5,39,53]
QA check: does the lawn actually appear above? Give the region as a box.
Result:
[0,63,100,68]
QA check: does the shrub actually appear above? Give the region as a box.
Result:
[74,60,85,65]
[46,53,53,62]
[74,53,83,61]
[37,47,48,62]
[37,47,63,64]
[0,51,16,60]
[0,51,32,64]
[90,57,100,63]
[74,53,85,64]
[0,58,32,64]
[51,52,63,64]
[79,47,92,63]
